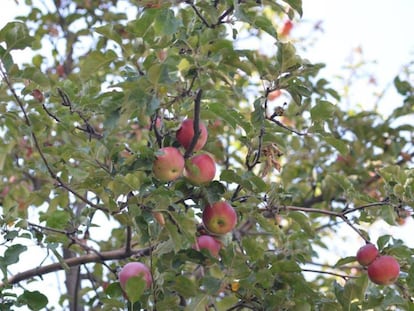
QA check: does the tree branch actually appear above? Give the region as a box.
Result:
[268,116,308,136]
[184,89,203,158]
[301,268,357,280]
[0,65,109,213]
[0,246,153,287]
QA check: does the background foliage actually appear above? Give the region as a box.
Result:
[1,0,414,310]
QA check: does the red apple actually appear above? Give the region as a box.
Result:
[194,235,221,257]
[202,201,237,235]
[356,243,379,266]
[184,153,216,185]
[367,255,400,285]
[153,147,184,182]
[176,118,208,152]
[280,20,293,37]
[118,262,152,290]
[267,89,281,101]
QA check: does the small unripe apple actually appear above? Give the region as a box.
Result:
[153,147,184,182]
[194,235,221,257]
[118,262,152,290]
[202,201,237,235]
[367,255,400,285]
[176,118,208,152]
[184,153,216,185]
[356,243,379,266]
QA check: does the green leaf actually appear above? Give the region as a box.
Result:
[284,0,303,17]
[94,24,123,46]
[288,211,314,236]
[172,275,198,298]
[311,100,336,121]
[394,76,412,95]
[251,97,265,127]
[377,235,392,251]
[0,45,14,71]
[105,282,124,299]
[328,173,354,192]
[17,290,48,311]
[4,244,27,266]
[184,295,209,311]
[254,15,278,39]
[0,22,34,50]
[270,260,301,273]
[323,136,350,156]
[202,276,222,295]
[334,256,357,268]
[20,67,49,87]
[80,50,118,79]
[45,210,70,230]
[343,276,368,306]
[154,9,181,36]
[124,276,146,303]
[277,42,301,73]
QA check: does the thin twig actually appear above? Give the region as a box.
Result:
[246,127,265,170]
[301,268,357,280]
[189,3,211,28]
[184,89,203,158]
[268,116,308,136]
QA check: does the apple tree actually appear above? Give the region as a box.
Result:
[1,0,414,310]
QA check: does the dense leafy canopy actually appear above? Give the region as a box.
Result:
[1,0,414,310]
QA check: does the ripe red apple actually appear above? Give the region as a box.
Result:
[356,243,379,266]
[184,153,216,185]
[153,147,184,182]
[267,89,282,101]
[280,20,293,36]
[176,118,208,152]
[367,255,400,285]
[202,201,237,235]
[118,262,152,290]
[194,235,221,257]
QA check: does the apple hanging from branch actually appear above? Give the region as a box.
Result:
[356,243,379,266]
[202,201,237,235]
[367,255,400,285]
[152,147,185,182]
[194,235,222,258]
[176,118,208,152]
[184,153,216,185]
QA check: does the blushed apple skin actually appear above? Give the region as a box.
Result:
[176,118,208,152]
[356,243,379,266]
[202,201,237,235]
[194,235,222,257]
[118,262,152,290]
[153,147,184,182]
[185,153,216,185]
[367,255,400,285]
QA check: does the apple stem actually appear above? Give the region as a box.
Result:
[152,113,163,148]
[184,88,203,158]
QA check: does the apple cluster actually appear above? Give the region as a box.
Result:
[356,243,400,285]
[152,118,215,184]
[117,119,239,299]
[152,118,238,257]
